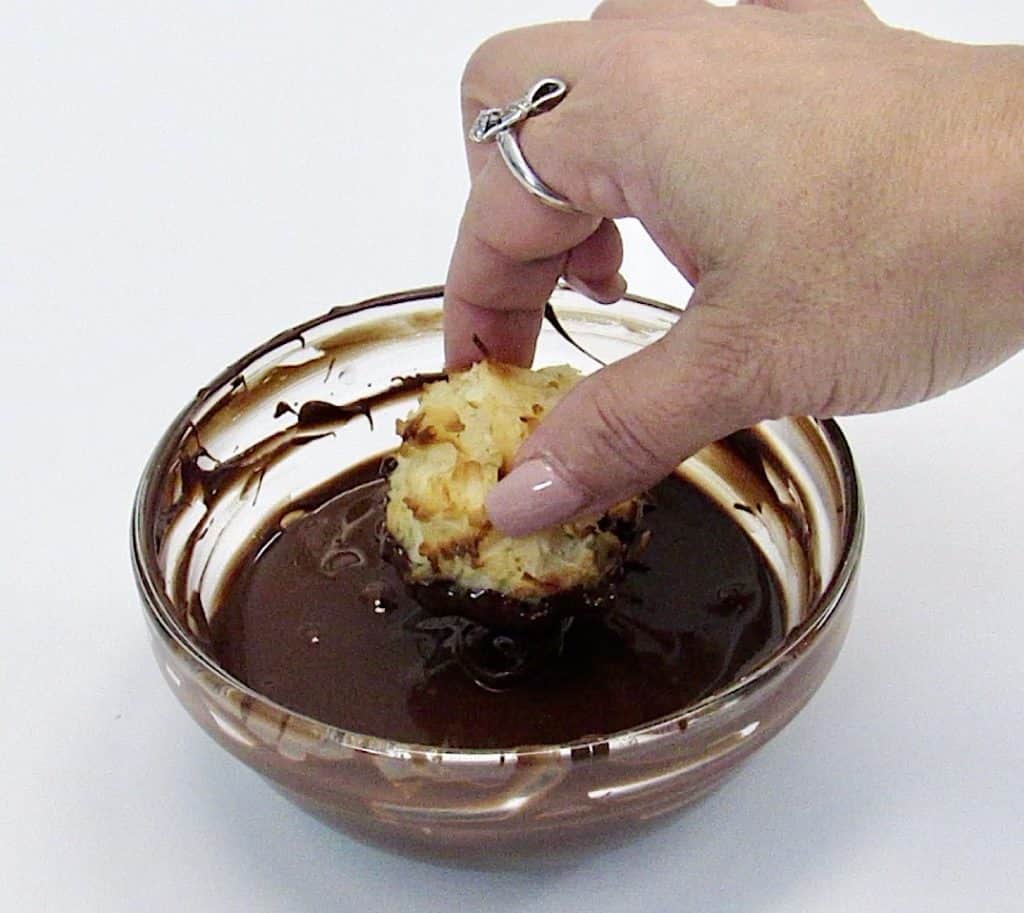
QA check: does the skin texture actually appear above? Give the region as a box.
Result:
[443,0,1024,536]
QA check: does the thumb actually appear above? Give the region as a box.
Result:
[485,294,774,536]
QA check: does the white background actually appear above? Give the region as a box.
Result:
[2,2,1022,911]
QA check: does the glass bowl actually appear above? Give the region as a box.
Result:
[131,285,863,857]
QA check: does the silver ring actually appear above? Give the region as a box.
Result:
[469,77,582,214]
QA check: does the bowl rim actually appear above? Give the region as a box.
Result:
[131,284,864,762]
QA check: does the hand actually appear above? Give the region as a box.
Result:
[444,0,1024,536]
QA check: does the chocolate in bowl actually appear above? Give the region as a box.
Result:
[209,456,785,747]
[131,285,863,857]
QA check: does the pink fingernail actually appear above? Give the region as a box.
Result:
[486,459,590,537]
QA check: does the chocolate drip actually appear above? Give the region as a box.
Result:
[544,301,606,367]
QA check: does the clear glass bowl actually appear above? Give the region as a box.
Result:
[131,285,863,857]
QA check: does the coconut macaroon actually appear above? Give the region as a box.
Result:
[384,361,641,606]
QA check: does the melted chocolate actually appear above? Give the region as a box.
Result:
[208,458,784,748]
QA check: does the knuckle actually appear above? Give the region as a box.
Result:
[577,371,678,486]
[590,31,674,137]
[524,116,620,216]
[591,0,638,20]
[686,286,859,423]
[460,38,497,105]
[460,30,519,104]
[692,343,762,420]
[595,31,656,89]
[680,296,784,422]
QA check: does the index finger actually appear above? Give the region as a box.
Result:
[443,23,622,369]
[443,154,599,368]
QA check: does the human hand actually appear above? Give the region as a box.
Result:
[444,0,1024,536]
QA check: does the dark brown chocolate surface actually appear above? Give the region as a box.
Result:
[208,457,785,749]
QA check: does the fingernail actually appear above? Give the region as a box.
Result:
[486,459,590,537]
[564,272,627,305]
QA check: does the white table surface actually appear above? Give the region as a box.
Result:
[3,2,1021,911]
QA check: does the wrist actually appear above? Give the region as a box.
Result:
[947,44,1024,330]
[909,43,1024,367]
